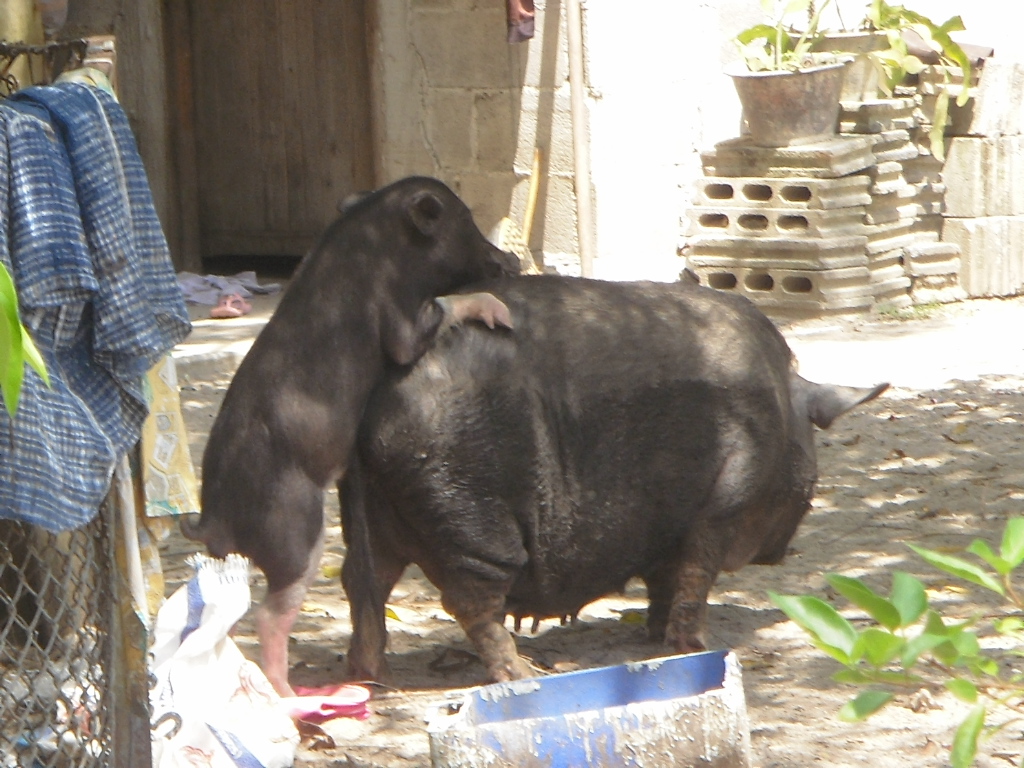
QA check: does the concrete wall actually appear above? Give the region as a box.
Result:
[372,0,586,273]
[367,0,772,280]
[585,1,756,281]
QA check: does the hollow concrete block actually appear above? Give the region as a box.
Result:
[691,175,871,211]
[686,206,867,239]
[943,216,1024,298]
[942,136,1024,217]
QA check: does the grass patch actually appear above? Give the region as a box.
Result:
[874,302,942,322]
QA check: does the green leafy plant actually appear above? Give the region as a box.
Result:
[771,517,1024,768]
[735,0,841,72]
[0,262,48,416]
[862,0,973,160]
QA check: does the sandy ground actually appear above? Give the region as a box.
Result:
[164,293,1024,767]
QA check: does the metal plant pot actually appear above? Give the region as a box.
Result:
[729,60,850,146]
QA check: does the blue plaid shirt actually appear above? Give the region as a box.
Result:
[0,82,191,531]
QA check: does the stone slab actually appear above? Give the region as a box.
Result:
[873,288,913,310]
[915,64,975,96]
[868,248,903,274]
[910,277,967,306]
[701,136,875,179]
[870,136,920,164]
[689,262,873,317]
[685,234,868,271]
[865,198,918,226]
[904,240,960,262]
[902,155,944,184]
[839,97,919,134]
[919,59,1023,137]
[865,219,916,254]
[864,161,908,196]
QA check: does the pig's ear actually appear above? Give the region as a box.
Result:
[801,379,889,429]
[337,190,370,214]
[406,190,444,238]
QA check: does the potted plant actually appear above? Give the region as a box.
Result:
[729,0,853,146]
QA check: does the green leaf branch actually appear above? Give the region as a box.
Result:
[735,0,839,72]
[865,0,973,160]
[771,516,1024,767]
[0,261,48,417]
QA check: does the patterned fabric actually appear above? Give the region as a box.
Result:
[142,355,200,520]
[0,81,191,532]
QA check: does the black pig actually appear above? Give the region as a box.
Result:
[341,274,887,683]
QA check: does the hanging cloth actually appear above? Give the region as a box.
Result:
[0,81,191,531]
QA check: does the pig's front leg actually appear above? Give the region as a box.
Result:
[441,586,533,682]
[437,292,514,330]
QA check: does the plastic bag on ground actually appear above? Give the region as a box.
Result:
[150,553,299,768]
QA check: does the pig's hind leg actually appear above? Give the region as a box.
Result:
[341,543,407,683]
[255,525,326,697]
[662,453,764,655]
[340,458,410,683]
[247,472,329,698]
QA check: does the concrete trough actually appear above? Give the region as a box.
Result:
[427,650,751,768]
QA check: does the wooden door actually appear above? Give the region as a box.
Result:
[186,0,374,258]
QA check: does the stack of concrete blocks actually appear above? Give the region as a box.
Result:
[686,136,879,317]
[839,97,920,308]
[683,68,997,317]
[924,60,1024,298]
[840,95,965,306]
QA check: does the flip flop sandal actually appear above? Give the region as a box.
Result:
[209,293,252,319]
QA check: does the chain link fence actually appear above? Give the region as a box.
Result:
[1,496,151,767]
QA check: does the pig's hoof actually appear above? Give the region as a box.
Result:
[674,636,708,655]
[489,656,535,682]
[646,618,668,643]
[444,292,514,330]
[345,656,390,685]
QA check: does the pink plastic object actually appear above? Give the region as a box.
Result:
[281,684,372,723]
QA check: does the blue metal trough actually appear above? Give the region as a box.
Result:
[427,650,751,767]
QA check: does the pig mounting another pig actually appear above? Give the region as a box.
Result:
[181,177,520,696]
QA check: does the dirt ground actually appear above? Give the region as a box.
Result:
[164,295,1024,768]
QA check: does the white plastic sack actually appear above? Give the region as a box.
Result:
[150,554,299,768]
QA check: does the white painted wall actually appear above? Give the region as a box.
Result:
[585,0,759,282]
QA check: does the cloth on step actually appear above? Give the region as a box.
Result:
[141,354,200,521]
[506,0,535,43]
[177,270,282,306]
[0,81,191,532]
